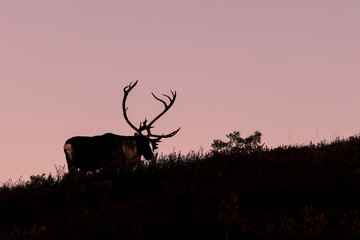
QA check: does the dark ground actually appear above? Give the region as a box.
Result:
[1,136,360,239]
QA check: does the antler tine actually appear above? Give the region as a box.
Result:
[151,93,166,107]
[122,80,141,133]
[123,80,138,93]
[148,127,181,139]
[139,118,152,132]
[167,127,181,137]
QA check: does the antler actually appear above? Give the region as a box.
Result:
[122,80,141,133]
[122,80,181,150]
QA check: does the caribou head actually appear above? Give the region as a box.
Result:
[64,80,180,173]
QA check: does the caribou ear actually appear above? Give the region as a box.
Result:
[134,133,140,137]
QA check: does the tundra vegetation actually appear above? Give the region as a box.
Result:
[1,132,360,239]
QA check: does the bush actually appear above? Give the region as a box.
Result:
[211,130,264,154]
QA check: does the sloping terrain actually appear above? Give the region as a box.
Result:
[1,136,360,239]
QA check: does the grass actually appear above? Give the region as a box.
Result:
[1,135,360,239]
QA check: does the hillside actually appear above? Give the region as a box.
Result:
[1,135,360,239]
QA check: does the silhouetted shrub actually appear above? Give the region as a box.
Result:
[211,130,264,154]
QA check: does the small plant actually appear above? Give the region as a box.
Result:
[211,130,264,155]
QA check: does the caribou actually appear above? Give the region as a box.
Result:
[64,80,180,173]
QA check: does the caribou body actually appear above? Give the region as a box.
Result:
[64,80,180,173]
[64,133,153,173]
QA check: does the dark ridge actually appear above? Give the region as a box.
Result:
[1,135,360,239]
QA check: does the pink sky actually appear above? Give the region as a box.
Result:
[1,1,359,182]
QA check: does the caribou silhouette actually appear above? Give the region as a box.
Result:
[64,80,180,173]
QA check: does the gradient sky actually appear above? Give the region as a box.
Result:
[1,1,359,183]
